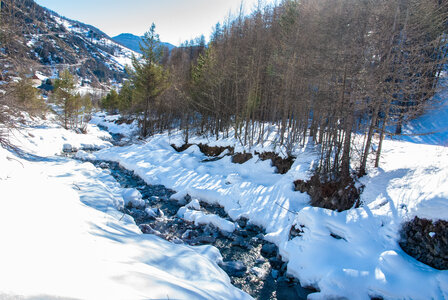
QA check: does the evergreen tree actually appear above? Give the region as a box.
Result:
[101,89,119,113]
[53,69,92,130]
[118,80,134,114]
[129,23,169,136]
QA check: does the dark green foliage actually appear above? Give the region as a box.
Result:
[101,89,119,113]
[53,69,92,130]
[128,23,169,137]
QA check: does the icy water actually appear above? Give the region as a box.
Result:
[91,160,314,299]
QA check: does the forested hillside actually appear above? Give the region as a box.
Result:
[105,0,447,187]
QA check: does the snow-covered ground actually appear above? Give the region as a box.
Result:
[0,115,250,300]
[86,118,448,299]
[1,106,447,299]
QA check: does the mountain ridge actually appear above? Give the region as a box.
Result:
[112,33,175,54]
[0,0,138,88]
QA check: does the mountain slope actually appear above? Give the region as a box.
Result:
[0,0,138,86]
[113,33,175,54]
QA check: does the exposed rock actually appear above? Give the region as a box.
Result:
[236,217,249,228]
[191,235,216,245]
[219,261,247,277]
[261,243,277,257]
[246,223,262,232]
[139,224,163,237]
[276,276,316,300]
[399,217,448,270]
[231,238,251,249]
[114,118,134,125]
[235,230,249,238]
[268,257,283,269]
[289,224,305,240]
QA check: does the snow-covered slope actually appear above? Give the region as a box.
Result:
[1,0,138,86]
[0,116,250,300]
[400,72,448,146]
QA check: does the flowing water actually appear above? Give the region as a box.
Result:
[74,128,315,299]
[90,160,314,299]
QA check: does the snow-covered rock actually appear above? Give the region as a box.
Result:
[177,207,236,233]
[121,188,145,208]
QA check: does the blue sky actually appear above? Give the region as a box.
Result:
[34,0,275,46]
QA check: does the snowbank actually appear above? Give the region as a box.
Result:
[178,206,236,233]
[10,114,112,156]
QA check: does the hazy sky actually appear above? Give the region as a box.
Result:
[34,0,275,46]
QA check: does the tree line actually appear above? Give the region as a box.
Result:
[104,0,446,183]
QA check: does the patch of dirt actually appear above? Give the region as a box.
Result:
[232,152,253,164]
[171,143,295,172]
[171,143,234,157]
[255,151,295,174]
[171,143,193,152]
[198,143,234,157]
[294,174,362,212]
[399,217,448,270]
[115,118,134,125]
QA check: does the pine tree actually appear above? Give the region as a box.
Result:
[53,69,92,130]
[130,23,169,137]
[101,89,119,113]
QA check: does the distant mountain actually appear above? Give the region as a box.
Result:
[113,33,176,54]
[0,0,139,87]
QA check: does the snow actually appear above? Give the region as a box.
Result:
[361,141,448,221]
[74,149,96,160]
[146,207,164,218]
[121,188,145,208]
[187,198,202,210]
[89,119,448,299]
[284,207,447,299]
[177,206,236,233]
[0,115,251,300]
[50,12,139,78]
[34,71,48,81]
[9,114,112,157]
[90,113,139,138]
[400,71,448,146]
